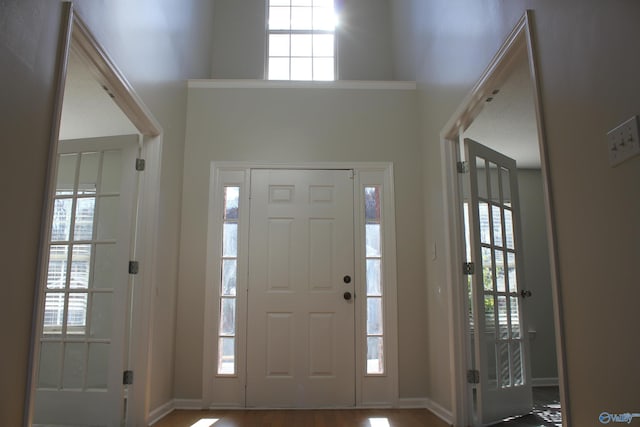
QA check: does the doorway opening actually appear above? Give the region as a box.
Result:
[440,12,568,426]
[27,5,162,427]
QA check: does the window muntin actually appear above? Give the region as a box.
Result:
[267,0,337,81]
[364,186,384,375]
[217,186,240,375]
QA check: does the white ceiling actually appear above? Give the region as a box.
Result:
[58,50,138,141]
[464,51,541,168]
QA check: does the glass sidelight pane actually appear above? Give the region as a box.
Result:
[366,259,381,296]
[90,292,112,339]
[217,337,235,375]
[224,187,239,219]
[364,187,380,221]
[56,154,77,195]
[367,297,383,335]
[365,224,381,256]
[219,298,236,336]
[223,223,238,257]
[221,259,237,296]
[86,343,109,389]
[62,342,86,389]
[78,152,99,195]
[367,337,384,374]
[38,341,61,388]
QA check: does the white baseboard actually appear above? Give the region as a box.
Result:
[425,398,454,426]
[148,399,204,426]
[532,377,559,387]
[396,397,428,408]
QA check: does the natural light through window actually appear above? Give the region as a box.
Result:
[189,419,219,427]
[365,186,384,375]
[217,186,239,375]
[368,418,391,427]
[267,0,337,81]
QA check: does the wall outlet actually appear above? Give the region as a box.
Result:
[607,115,640,167]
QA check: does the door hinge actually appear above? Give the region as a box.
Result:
[135,158,146,171]
[123,370,134,385]
[467,369,480,384]
[462,262,475,275]
[128,261,139,275]
[456,161,469,173]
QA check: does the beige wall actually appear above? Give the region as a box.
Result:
[391,0,640,423]
[175,85,428,399]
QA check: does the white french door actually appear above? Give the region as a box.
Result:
[245,169,355,408]
[34,136,139,427]
[463,138,533,425]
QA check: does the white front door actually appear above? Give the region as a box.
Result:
[34,136,139,427]
[464,138,533,425]
[246,169,355,408]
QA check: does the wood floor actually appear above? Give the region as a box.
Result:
[151,408,450,427]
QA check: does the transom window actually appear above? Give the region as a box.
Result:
[267,0,337,81]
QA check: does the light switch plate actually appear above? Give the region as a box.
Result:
[607,115,640,167]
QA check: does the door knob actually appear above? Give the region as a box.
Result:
[520,289,532,298]
[343,275,351,284]
[343,291,352,301]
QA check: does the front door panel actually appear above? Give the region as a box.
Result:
[246,169,355,408]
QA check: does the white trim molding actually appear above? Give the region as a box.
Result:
[188,79,417,91]
[425,398,454,426]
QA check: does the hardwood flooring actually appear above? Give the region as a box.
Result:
[151,408,450,427]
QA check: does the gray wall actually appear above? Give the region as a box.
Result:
[390,0,640,423]
[211,0,394,80]
[175,85,428,399]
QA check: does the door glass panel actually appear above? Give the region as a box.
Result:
[484,294,495,336]
[218,337,235,375]
[89,293,112,339]
[492,205,503,247]
[366,259,381,296]
[489,162,499,200]
[365,224,381,256]
[74,197,95,241]
[481,247,493,291]
[100,150,122,193]
[52,199,73,241]
[70,245,91,289]
[512,342,524,386]
[219,298,236,336]
[56,154,77,195]
[47,245,68,289]
[62,343,86,389]
[67,293,88,335]
[510,296,521,339]
[476,157,488,199]
[495,249,505,292]
[86,343,109,389]
[504,209,514,249]
[507,252,518,292]
[96,196,120,240]
[78,152,99,195]
[499,342,511,388]
[478,203,490,244]
[93,243,117,289]
[367,297,383,335]
[366,336,384,375]
[497,295,508,339]
[501,167,511,203]
[486,342,497,390]
[221,259,237,296]
[43,293,65,334]
[38,341,61,388]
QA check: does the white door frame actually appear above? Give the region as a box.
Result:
[27,5,163,426]
[203,162,399,409]
[439,11,570,426]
